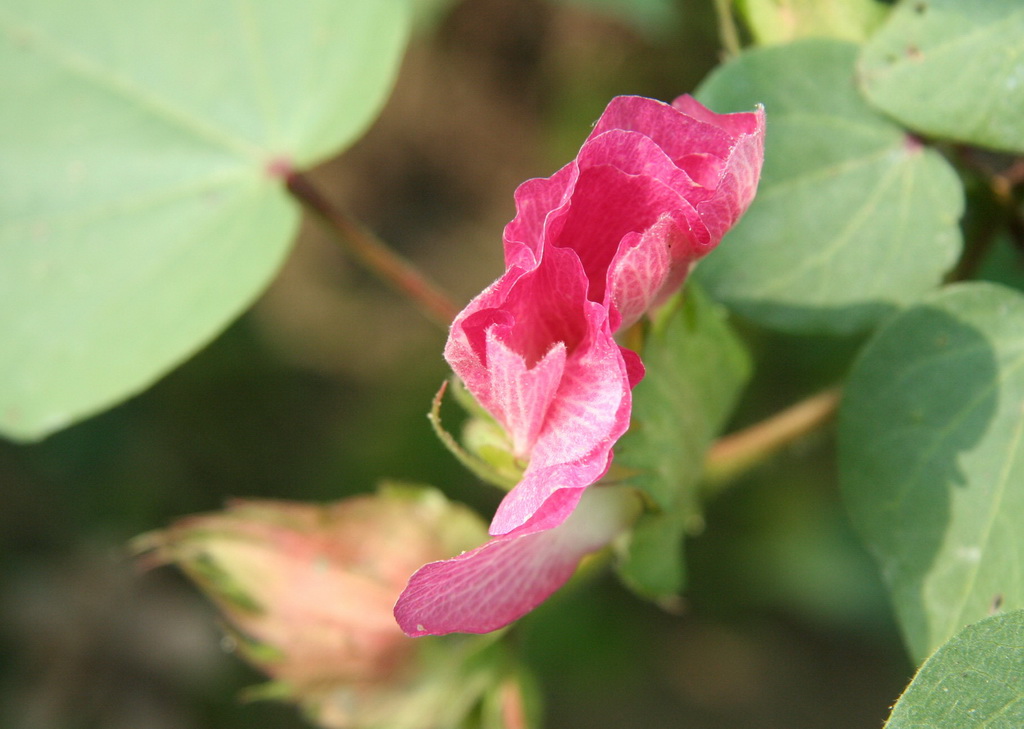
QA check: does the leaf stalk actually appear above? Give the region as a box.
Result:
[704,386,842,488]
[284,170,460,329]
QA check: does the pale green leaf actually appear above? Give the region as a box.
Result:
[885,610,1024,729]
[695,39,963,334]
[0,0,409,440]
[859,0,1024,154]
[840,282,1024,661]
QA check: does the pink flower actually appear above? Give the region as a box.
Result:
[396,95,764,636]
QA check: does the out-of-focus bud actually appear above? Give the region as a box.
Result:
[134,484,525,729]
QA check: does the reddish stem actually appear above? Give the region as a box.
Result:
[282,168,460,329]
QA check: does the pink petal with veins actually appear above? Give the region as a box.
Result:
[445,245,636,535]
[485,333,566,460]
[395,486,640,636]
[501,94,765,329]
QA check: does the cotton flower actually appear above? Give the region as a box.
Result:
[396,95,765,636]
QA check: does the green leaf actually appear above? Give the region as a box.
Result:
[885,609,1024,728]
[694,38,963,334]
[840,282,1024,661]
[736,0,888,45]
[0,0,410,441]
[978,231,1024,294]
[859,0,1024,154]
[615,510,689,605]
[614,286,751,600]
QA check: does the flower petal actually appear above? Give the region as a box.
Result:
[484,332,566,460]
[419,94,765,633]
[498,95,764,331]
[488,304,632,534]
[394,486,640,636]
[446,244,635,535]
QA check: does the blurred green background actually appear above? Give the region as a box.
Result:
[1,1,912,727]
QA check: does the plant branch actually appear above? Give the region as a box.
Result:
[713,0,742,59]
[704,386,842,487]
[284,170,461,329]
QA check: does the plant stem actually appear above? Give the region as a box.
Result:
[713,0,742,59]
[284,170,461,329]
[703,386,842,488]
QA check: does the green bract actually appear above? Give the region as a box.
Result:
[614,287,750,600]
[0,0,410,440]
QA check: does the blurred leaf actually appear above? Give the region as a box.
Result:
[840,282,1024,661]
[614,286,751,600]
[698,452,894,631]
[410,0,461,30]
[978,231,1024,293]
[859,0,1024,154]
[885,609,1024,728]
[0,0,410,441]
[694,38,963,334]
[737,0,887,45]
[555,0,679,37]
[615,510,689,604]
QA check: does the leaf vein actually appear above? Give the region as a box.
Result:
[0,9,264,161]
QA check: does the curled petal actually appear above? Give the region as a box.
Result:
[499,94,765,330]
[488,309,633,535]
[395,486,641,636]
[503,166,575,272]
[485,333,566,460]
[446,246,635,535]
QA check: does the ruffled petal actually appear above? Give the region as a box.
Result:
[446,244,634,535]
[497,95,765,330]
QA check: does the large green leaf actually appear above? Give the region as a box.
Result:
[613,286,751,600]
[859,0,1024,154]
[0,0,410,440]
[694,39,963,334]
[840,282,1024,661]
[885,610,1024,728]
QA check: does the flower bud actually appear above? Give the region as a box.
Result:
[135,485,489,727]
